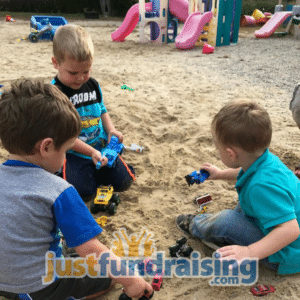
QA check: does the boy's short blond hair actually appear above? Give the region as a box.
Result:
[53,24,94,64]
[212,100,272,153]
[0,79,81,155]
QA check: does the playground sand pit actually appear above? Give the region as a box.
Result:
[1,19,300,300]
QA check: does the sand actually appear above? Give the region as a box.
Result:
[1,18,300,300]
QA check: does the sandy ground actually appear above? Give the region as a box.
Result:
[1,17,300,300]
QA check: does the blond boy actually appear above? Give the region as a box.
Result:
[52,24,135,201]
[0,79,152,299]
[177,100,300,274]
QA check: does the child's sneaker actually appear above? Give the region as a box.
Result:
[176,214,195,234]
[176,214,220,250]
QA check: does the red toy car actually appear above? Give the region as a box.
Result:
[194,194,212,206]
[250,284,275,296]
[152,274,163,291]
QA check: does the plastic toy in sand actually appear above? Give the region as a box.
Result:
[202,42,214,54]
[121,84,134,91]
[96,138,142,169]
[119,258,163,299]
[250,285,275,296]
[28,23,53,43]
[169,236,194,258]
[185,169,210,186]
[6,15,15,22]
[90,185,121,215]
[95,216,108,227]
[193,194,212,213]
[240,10,271,27]
[240,15,256,27]
[100,135,124,168]
[124,143,144,153]
[28,15,68,42]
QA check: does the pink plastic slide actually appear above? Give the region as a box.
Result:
[255,11,292,38]
[111,2,152,42]
[169,0,189,22]
[175,11,213,50]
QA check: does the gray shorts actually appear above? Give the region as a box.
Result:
[0,276,112,300]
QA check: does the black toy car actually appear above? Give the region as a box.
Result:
[169,236,193,258]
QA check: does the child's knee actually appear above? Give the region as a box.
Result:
[113,165,135,192]
[110,161,135,192]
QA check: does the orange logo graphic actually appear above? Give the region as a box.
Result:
[111,228,155,258]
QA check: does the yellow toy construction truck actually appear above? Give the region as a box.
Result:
[90,185,121,215]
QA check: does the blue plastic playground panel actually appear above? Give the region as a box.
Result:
[203,0,212,13]
[30,16,68,40]
[152,0,160,16]
[216,0,242,46]
[231,0,242,44]
[283,4,293,26]
[151,22,160,40]
[167,18,178,42]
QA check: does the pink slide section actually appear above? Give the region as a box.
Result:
[175,11,213,50]
[255,11,292,38]
[169,0,189,22]
[111,2,152,42]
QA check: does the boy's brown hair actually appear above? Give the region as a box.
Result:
[53,24,94,64]
[211,100,272,153]
[0,79,81,155]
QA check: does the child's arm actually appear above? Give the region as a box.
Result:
[201,163,241,181]
[101,112,123,143]
[75,237,153,299]
[217,219,299,262]
[72,138,108,166]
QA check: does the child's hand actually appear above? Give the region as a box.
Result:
[91,150,108,168]
[217,245,253,269]
[123,277,153,299]
[200,163,223,180]
[108,130,123,143]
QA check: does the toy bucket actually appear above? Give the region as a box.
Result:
[240,15,256,26]
[202,43,214,54]
[252,9,265,20]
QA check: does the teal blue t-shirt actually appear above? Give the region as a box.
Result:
[236,149,300,274]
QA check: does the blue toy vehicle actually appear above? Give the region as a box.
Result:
[29,15,68,42]
[185,169,210,186]
[98,136,124,168]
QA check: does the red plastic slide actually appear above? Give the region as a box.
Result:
[111,2,152,42]
[175,11,213,50]
[255,11,292,38]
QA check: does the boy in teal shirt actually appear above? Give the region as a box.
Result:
[177,100,300,274]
